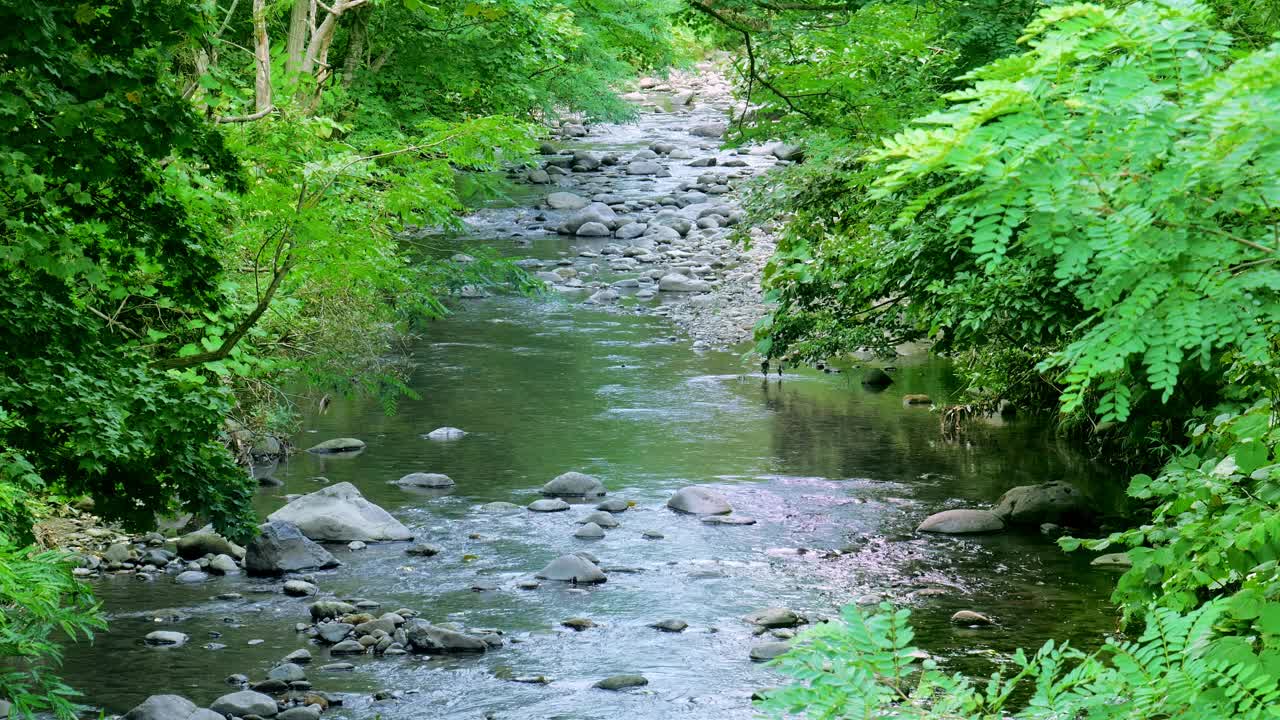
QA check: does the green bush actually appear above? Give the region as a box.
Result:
[757,601,1280,719]
[0,535,104,720]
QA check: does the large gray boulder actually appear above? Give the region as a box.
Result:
[306,437,365,454]
[560,203,619,234]
[209,690,278,718]
[917,509,1004,534]
[124,695,205,720]
[395,473,455,489]
[404,620,488,654]
[576,221,611,237]
[536,554,607,583]
[546,192,589,210]
[992,482,1092,526]
[667,486,731,515]
[268,482,412,542]
[690,122,727,138]
[175,529,235,560]
[541,471,606,497]
[772,143,805,162]
[658,274,711,293]
[245,521,340,576]
[626,161,664,176]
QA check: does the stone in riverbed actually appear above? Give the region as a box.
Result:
[284,648,313,664]
[283,580,318,597]
[395,472,455,488]
[546,192,589,210]
[529,498,571,512]
[405,543,442,557]
[541,471,607,497]
[316,623,353,644]
[658,274,711,292]
[690,122,727,138]
[103,542,132,564]
[245,520,341,576]
[993,482,1092,526]
[210,690,278,718]
[306,437,365,454]
[175,570,209,584]
[207,554,238,575]
[576,221,612,237]
[277,707,322,720]
[917,509,1004,534]
[902,394,932,405]
[404,619,488,653]
[1091,552,1132,569]
[268,662,307,682]
[309,600,356,621]
[594,674,648,690]
[626,161,664,176]
[268,482,413,542]
[750,642,791,661]
[650,619,688,633]
[578,511,620,528]
[425,426,467,440]
[536,554,607,584]
[574,522,606,539]
[772,143,805,162]
[176,529,236,560]
[667,486,732,515]
[951,610,995,626]
[596,498,630,513]
[329,639,366,655]
[861,368,893,388]
[123,695,199,720]
[479,502,521,513]
[744,608,802,628]
[145,630,189,646]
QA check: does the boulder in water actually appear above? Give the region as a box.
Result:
[546,192,589,210]
[245,521,341,576]
[917,509,1004,534]
[209,690,278,718]
[395,473,455,488]
[667,486,732,515]
[425,427,467,440]
[529,498,571,512]
[594,674,648,690]
[993,482,1092,526]
[306,437,365,454]
[404,619,488,654]
[123,695,201,720]
[574,522,606,539]
[541,471,606,497]
[268,482,412,542]
[536,554,607,583]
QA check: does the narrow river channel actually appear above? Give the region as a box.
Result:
[59,76,1124,720]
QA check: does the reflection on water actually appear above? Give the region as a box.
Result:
[61,298,1123,718]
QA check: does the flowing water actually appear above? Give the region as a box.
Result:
[59,88,1125,719]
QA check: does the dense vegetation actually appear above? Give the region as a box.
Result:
[0,0,681,714]
[2,0,1278,716]
[690,0,1280,716]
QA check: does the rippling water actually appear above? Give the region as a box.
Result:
[58,98,1124,719]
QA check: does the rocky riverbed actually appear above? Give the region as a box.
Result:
[49,66,1127,720]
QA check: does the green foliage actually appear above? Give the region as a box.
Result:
[1066,400,1280,623]
[0,0,257,538]
[757,0,1280,437]
[758,601,1280,719]
[0,534,105,720]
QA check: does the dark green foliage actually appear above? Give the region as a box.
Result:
[0,0,257,537]
[758,601,1280,719]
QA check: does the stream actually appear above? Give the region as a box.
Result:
[59,74,1124,719]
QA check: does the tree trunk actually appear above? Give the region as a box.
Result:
[342,8,368,87]
[301,0,367,75]
[252,0,272,113]
[285,0,309,75]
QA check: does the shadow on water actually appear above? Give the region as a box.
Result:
[59,297,1124,719]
